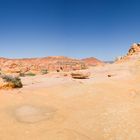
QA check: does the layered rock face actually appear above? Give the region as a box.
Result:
[81,57,105,66]
[0,56,87,74]
[116,43,140,62]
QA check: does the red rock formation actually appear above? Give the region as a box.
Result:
[81,57,105,66]
[0,56,87,74]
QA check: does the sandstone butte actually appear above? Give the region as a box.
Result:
[0,56,104,74]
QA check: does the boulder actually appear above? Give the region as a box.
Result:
[71,71,90,79]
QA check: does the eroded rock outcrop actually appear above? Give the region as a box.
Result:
[127,43,140,55]
[0,56,87,74]
[116,43,140,63]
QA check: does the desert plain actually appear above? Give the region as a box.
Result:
[0,44,140,140]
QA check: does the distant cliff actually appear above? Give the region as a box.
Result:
[0,56,87,74]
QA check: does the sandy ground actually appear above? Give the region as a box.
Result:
[0,60,140,140]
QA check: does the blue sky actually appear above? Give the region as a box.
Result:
[0,0,140,60]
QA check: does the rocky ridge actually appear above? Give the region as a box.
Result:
[0,56,87,74]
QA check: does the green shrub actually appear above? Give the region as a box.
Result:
[41,69,48,75]
[1,75,23,88]
[19,73,25,77]
[25,73,36,76]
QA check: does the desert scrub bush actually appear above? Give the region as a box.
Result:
[25,72,36,76]
[19,72,25,77]
[0,75,23,88]
[41,69,48,75]
[0,68,2,75]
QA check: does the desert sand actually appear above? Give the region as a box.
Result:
[0,57,140,140]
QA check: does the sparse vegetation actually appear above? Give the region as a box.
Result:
[25,73,36,76]
[19,72,25,77]
[0,75,23,88]
[0,68,2,75]
[41,69,48,75]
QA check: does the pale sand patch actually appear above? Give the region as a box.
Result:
[13,105,56,123]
